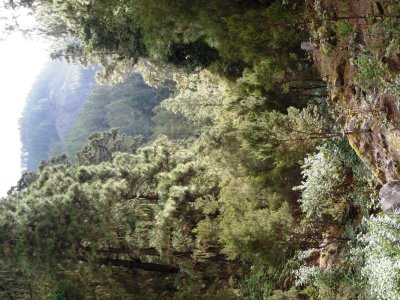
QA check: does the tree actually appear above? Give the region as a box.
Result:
[60,73,171,159]
[4,0,319,84]
[0,136,237,298]
[240,106,325,167]
[75,128,142,165]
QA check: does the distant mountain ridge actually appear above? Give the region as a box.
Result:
[20,60,96,171]
[19,61,176,171]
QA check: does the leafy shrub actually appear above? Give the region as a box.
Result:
[332,20,353,38]
[354,54,387,90]
[51,281,84,300]
[359,214,400,300]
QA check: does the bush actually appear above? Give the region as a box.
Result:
[51,281,84,300]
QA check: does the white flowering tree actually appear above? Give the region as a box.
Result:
[360,214,400,300]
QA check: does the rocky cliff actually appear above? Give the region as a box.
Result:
[307,0,400,210]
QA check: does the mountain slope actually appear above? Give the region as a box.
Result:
[20,60,96,171]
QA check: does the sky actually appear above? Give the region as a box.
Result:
[0,34,49,196]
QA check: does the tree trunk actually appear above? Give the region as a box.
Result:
[94,247,233,262]
[76,255,180,273]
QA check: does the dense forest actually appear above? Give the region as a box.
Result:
[3,0,400,299]
[59,72,173,160]
[21,64,173,170]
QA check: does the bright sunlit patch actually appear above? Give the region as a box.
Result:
[0,33,49,196]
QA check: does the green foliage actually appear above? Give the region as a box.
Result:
[358,214,400,300]
[294,213,400,300]
[7,0,395,298]
[8,0,320,86]
[296,263,367,300]
[239,265,275,299]
[240,107,324,167]
[332,20,353,38]
[297,145,351,222]
[61,73,171,159]
[6,62,331,295]
[296,139,372,225]
[152,107,199,140]
[240,263,307,300]
[350,2,400,95]
[216,178,294,262]
[293,138,375,299]
[51,281,84,300]
[75,128,142,165]
[354,54,388,90]
[7,171,38,194]
[0,135,230,298]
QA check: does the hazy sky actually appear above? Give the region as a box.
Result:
[0,35,48,196]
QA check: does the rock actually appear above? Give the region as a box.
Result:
[379,182,400,213]
[301,41,315,51]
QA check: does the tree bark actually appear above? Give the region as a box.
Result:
[87,246,234,263]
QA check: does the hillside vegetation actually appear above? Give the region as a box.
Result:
[56,72,173,160]
[3,0,400,299]
[20,60,96,171]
